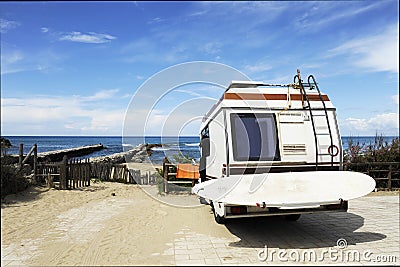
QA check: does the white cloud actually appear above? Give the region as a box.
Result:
[41,27,49,33]
[173,89,203,97]
[1,50,24,65]
[244,63,272,74]
[81,112,125,132]
[294,2,385,32]
[1,50,25,74]
[187,10,208,17]
[59,31,116,44]
[340,112,399,136]
[200,42,222,55]
[147,17,165,24]
[1,90,126,135]
[82,89,120,101]
[120,39,189,64]
[0,18,20,33]
[392,95,399,105]
[328,24,399,73]
[1,48,64,75]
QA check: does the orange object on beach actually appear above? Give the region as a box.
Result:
[176,164,199,180]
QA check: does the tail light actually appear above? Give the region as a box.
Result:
[230,206,247,215]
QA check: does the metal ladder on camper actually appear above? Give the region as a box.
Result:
[294,70,334,170]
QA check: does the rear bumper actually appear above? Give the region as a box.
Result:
[224,200,348,219]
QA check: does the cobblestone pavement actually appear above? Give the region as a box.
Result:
[164,195,399,266]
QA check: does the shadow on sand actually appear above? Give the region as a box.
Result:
[1,185,49,207]
[224,212,386,249]
[1,183,109,207]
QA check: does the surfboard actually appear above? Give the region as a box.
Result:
[192,171,376,208]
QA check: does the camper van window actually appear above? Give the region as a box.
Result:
[231,113,280,161]
[200,126,210,157]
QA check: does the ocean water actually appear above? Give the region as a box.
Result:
[2,135,397,164]
[3,136,201,164]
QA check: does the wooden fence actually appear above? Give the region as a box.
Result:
[67,158,91,189]
[90,163,157,185]
[344,162,400,189]
[37,156,90,189]
[36,160,61,188]
[36,156,158,190]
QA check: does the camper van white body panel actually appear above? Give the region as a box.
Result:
[278,109,342,164]
[206,111,226,179]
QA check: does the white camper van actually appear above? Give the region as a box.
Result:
[192,70,375,224]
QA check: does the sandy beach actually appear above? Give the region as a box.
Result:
[2,163,399,266]
[1,163,230,266]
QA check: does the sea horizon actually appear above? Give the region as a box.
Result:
[2,135,398,164]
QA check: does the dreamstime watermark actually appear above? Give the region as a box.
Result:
[257,238,398,263]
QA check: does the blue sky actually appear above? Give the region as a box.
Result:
[1,1,398,136]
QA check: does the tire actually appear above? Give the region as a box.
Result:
[285,214,301,221]
[211,202,226,224]
[214,211,226,224]
[199,197,208,205]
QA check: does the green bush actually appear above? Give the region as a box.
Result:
[344,135,399,163]
[1,158,29,198]
[171,151,193,164]
[344,135,399,189]
[1,137,12,156]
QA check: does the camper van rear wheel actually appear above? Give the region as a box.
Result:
[285,214,301,221]
[214,210,226,224]
[199,197,208,205]
[211,202,226,224]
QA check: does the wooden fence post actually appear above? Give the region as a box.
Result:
[163,161,168,194]
[60,155,68,190]
[19,143,23,167]
[123,165,127,183]
[108,162,111,181]
[46,173,53,189]
[33,144,37,183]
[70,158,73,189]
[87,159,90,187]
[388,163,392,190]
[79,159,82,187]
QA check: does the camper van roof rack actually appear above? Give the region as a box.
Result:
[227,80,293,91]
[227,81,317,92]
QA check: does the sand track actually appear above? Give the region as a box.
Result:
[1,181,227,266]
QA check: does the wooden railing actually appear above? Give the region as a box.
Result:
[37,156,90,189]
[19,143,38,181]
[91,162,156,185]
[36,156,158,190]
[344,162,400,189]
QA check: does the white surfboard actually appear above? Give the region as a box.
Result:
[192,171,376,208]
